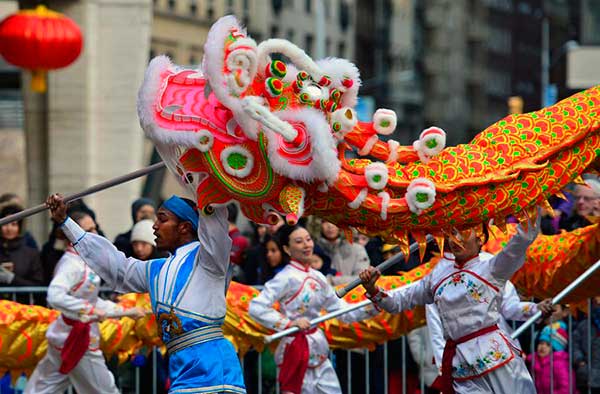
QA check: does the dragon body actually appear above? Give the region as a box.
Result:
[137,16,600,251]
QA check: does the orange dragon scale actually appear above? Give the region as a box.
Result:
[137,16,600,243]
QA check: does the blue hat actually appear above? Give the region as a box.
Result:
[161,196,199,232]
[539,321,568,352]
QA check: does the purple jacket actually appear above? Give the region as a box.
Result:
[527,351,578,394]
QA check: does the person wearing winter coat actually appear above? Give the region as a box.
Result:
[573,297,600,393]
[0,204,44,304]
[527,321,577,394]
[317,221,370,286]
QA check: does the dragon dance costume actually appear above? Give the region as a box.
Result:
[368,222,540,394]
[25,248,122,394]
[59,198,245,394]
[249,260,379,394]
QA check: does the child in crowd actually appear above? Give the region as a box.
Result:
[130,219,162,260]
[527,321,577,394]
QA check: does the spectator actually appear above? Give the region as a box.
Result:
[0,204,44,303]
[130,219,164,260]
[573,297,600,393]
[309,253,324,271]
[227,204,249,282]
[527,322,574,394]
[262,236,287,282]
[355,232,370,247]
[243,215,284,285]
[0,193,38,250]
[114,197,156,257]
[317,220,370,286]
[559,179,600,231]
[540,192,574,235]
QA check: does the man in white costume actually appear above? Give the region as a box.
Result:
[25,211,144,394]
[45,194,246,393]
[360,214,542,394]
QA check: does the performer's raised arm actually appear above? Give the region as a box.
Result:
[359,266,434,314]
[47,194,149,294]
[490,212,540,281]
[196,205,232,278]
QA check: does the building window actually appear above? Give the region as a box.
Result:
[338,41,346,57]
[305,0,312,13]
[189,0,197,15]
[189,54,197,65]
[305,34,314,55]
[272,0,283,14]
[271,25,280,38]
[488,27,511,54]
[227,0,234,13]
[168,0,176,12]
[207,0,214,20]
[326,38,331,54]
[487,70,511,96]
[149,49,156,61]
[339,2,350,31]
[286,29,295,43]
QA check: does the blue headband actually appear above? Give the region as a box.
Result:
[161,196,199,231]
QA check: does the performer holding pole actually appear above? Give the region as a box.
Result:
[426,253,554,373]
[359,212,542,394]
[45,193,246,394]
[249,224,380,394]
[25,210,145,394]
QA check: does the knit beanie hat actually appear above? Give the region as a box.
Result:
[539,321,568,352]
[131,219,156,247]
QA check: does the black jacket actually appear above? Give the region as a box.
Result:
[0,237,44,286]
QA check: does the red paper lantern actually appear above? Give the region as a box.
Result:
[0,5,83,92]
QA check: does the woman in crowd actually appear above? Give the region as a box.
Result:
[262,235,288,282]
[0,204,44,302]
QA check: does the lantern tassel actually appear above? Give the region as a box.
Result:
[30,70,47,93]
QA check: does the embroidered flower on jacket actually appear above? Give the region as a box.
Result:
[436,272,489,303]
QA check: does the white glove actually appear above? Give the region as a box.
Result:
[516,207,542,241]
[0,266,15,284]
